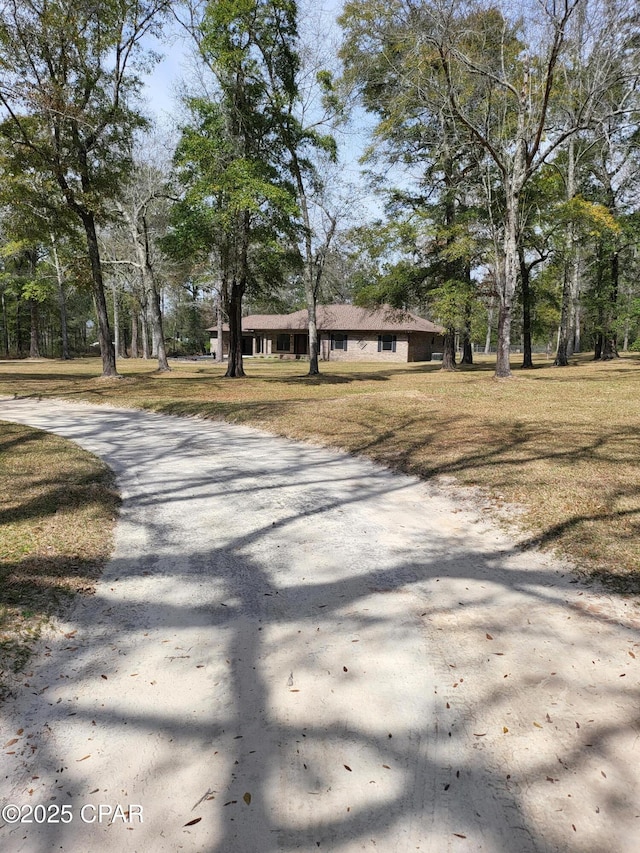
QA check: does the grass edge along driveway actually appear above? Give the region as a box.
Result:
[0,421,119,690]
[0,352,638,611]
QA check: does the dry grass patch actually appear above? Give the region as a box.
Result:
[1,353,638,590]
[0,421,119,685]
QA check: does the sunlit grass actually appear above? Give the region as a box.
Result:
[1,352,638,590]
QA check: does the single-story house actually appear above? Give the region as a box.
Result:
[208,304,445,362]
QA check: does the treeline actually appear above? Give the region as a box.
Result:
[339,0,640,372]
[1,0,639,376]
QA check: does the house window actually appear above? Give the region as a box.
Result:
[330,333,347,351]
[276,333,290,351]
[378,334,397,352]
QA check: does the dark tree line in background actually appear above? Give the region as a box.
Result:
[1,0,639,377]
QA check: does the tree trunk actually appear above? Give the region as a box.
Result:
[146,275,169,370]
[81,211,118,377]
[225,211,248,378]
[495,133,526,378]
[461,334,473,364]
[557,137,578,364]
[519,246,533,369]
[594,332,603,360]
[308,297,319,375]
[29,299,40,358]
[216,295,224,362]
[484,298,494,354]
[141,307,150,359]
[286,138,335,377]
[496,184,519,377]
[1,291,8,356]
[602,335,618,359]
[601,249,619,360]
[139,216,169,371]
[461,299,473,364]
[496,301,512,377]
[441,329,456,371]
[50,236,71,359]
[460,265,473,365]
[130,315,137,357]
[554,265,571,366]
[112,282,120,357]
[495,229,515,377]
[225,279,245,377]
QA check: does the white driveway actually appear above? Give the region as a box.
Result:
[0,398,639,853]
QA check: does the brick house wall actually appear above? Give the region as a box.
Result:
[319,332,408,362]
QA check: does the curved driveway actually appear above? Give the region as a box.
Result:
[1,398,639,853]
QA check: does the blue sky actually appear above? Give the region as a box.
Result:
[139,2,382,220]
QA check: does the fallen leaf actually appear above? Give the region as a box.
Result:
[344,765,352,772]
[243,792,251,805]
[473,733,487,737]
[183,817,202,826]
[486,633,493,640]
[629,651,636,659]
[16,729,23,735]
[89,788,99,794]
[601,771,607,778]
[76,755,91,762]
[4,738,19,747]
[453,833,467,839]
[101,675,108,680]
[503,727,509,733]
[382,765,390,769]
[533,722,543,728]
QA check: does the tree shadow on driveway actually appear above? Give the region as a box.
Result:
[1,401,639,853]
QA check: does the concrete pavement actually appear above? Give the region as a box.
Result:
[1,398,639,852]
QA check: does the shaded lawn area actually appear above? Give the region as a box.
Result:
[1,352,639,591]
[0,422,119,684]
